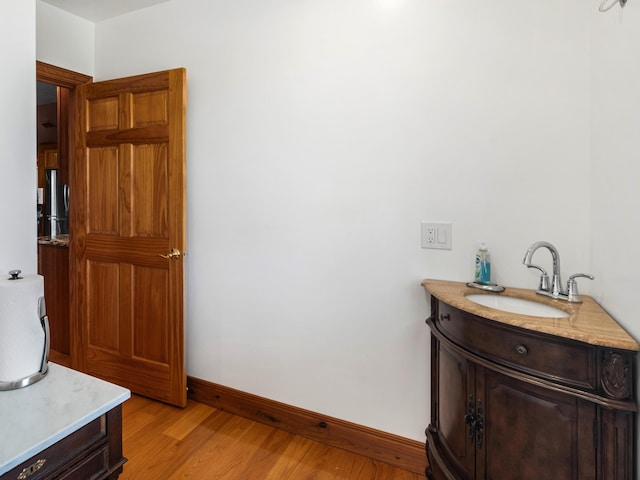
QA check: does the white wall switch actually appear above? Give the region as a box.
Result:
[421,222,452,250]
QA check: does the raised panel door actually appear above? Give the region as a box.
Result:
[72,69,187,407]
[478,368,595,480]
[428,335,476,479]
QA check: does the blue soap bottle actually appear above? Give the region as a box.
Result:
[474,242,491,285]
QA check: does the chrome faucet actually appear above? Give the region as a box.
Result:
[522,241,594,303]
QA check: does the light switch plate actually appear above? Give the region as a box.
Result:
[421,222,452,250]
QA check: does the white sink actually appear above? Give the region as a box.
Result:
[465,294,569,318]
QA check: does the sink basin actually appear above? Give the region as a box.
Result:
[465,294,569,318]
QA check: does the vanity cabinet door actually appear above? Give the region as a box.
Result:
[478,368,596,480]
[427,334,476,479]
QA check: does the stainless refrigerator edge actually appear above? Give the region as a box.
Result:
[44,169,69,238]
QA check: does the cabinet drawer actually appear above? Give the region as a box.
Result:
[2,416,106,480]
[57,445,109,480]
[436,303,597,391]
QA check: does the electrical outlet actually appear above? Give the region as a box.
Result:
[425,226,436,244]
[421,222,452,250]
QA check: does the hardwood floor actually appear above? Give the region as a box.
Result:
[119,395,425,480]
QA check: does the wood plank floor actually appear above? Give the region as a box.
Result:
[119,395,425,480]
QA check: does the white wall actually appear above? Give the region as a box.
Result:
[3,0,637,459]
[0,2,37,274]
[86,0,592,441]
[590,0,640,473]
[36,0,94,76]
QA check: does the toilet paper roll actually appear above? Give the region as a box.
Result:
[0,273,45,383]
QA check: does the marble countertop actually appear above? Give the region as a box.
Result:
[37,235,69,246]
[422,279,640,351]
[0,363,130,475]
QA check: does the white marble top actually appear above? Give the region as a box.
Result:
[0,363,130,475]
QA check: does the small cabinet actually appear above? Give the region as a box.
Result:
[0,406,125,480]
[426,294,637,480]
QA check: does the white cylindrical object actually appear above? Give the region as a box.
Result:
[0,273,46,383]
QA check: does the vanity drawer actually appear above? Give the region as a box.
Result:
[436,302,597,391]
[2,415,108,480]
[56,445,109,480]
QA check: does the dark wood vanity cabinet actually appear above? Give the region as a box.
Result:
[0,406,124,480]
[426,296,636,480]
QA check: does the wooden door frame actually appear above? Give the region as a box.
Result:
[36,61,92,365]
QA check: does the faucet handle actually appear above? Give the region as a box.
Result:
[526,264,550,292]
[566,273,594,303]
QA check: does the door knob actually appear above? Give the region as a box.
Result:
[158,248,181,260]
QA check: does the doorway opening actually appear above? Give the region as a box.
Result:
[36,61,92,367]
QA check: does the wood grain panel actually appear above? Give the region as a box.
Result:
[133,266,169,364]
[87,260,120,352]
[436,343,474,477]
[88,71,172,97]
[86,126,170,146]
[133,90,168,127]
[87,96,119,131]
[119,144,134,238]
[481,370,592,479]
[133,144,168,237]
[37,244,70,354]
[88,146,119,234]
[74,68,187,407]
[85,235,168,268]
[86,351,173,403]
[598,408,635,479]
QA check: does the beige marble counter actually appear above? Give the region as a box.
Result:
[422,279,639,351]
[38,234,69,247]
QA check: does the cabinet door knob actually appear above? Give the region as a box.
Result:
[515,344,528,355]
[440,313,450,321]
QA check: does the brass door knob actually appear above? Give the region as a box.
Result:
[158,248,181,260]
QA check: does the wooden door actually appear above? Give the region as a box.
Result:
[478,368,595,479]
[71,69,187,407]
[430,336,476,479]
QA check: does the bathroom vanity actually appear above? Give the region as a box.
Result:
[0,363,130,480]
[423,279,638,480]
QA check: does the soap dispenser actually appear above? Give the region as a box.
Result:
[474,242,491,285]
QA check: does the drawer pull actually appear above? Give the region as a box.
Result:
[515,344,528,355]
[440,313,451,321]
[17,459,46,479]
